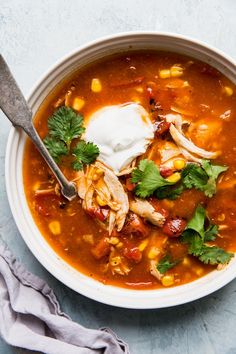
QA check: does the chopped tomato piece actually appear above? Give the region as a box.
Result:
[126,177,136,191]
[148,198,169,219]
[159,166,174,178]
[154,120,170,137]
[122,212,149,238]
[86,207,108,222]
[163,217,187,237]
[91,237,110,259]
[124,246,142,263]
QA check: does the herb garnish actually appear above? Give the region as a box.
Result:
[43,106,99,169]
[131,159,227,200]
[131,159,174,198]
[157,255,179,274]
[72,141,100,171]
[47,106,85,149]
[182,160,227,197]
[181,205,233,265]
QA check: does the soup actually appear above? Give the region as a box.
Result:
[23,51,236,289]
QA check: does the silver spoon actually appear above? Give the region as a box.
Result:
[0,55,77,201]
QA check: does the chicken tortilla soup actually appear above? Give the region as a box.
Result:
[23,51,236,289]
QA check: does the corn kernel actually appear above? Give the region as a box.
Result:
[49,221,61,235]
[33,181,41,191]
[148,247,160,259]
[135,86,144,93]
[108,237,119,245]
[92,168,104,181]
[173,158,186,170]
[170,66,183,78]
[96,195,107,206]
[195,267,204,276]
[159,69,171,79]
[166,172,181,183]
[217,213,225,222]
[82,234,94,245]
[110,256,121,266]
[182,256,191,266]
[224,86,233,96]
[161,275,174,287]
[72,97,85,111]
[91,78,102,93]
[116,242,124,249]
[138,239,149,251]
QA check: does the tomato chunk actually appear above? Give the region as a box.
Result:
[126,177,136,192]
[154,120,170,137]
[91,237,110,259]
[163,217,187,237]
[123,246,142,263]
[159,166,174,178]
[122,212,149,238]
[86,207,108,222]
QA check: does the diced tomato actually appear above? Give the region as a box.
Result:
[123,246,142,263]
[148,198,169,219]
[126,177,136,192]
[122,212,149,238]
[154,120,170,137]
[91,237,110,260]
[162,217,187,237]
[86,207,108,222]
[159,166,174,178]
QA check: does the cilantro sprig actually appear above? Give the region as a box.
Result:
[181,205,233,265]
[43,106,99,169]
[182,160,227,197]
[131,159,227,200]
[47,106,85,149]
[131,159,174,198]
[157,255,179,274]
[72,141,99,171]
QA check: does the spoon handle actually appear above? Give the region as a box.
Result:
[0,55,76,201]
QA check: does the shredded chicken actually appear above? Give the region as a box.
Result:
[149,260,163,280]
[159,141,181,163]
[169,123,218,159]
[76,161,129,234]
[129,199,166,227]
[103,168,129,231]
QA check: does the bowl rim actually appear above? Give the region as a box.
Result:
[5,31,236,309]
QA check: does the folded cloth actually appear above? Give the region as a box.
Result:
[0,240,130,354]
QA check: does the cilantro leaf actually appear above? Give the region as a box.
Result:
[47,106,85,149]
[186,205,206,239]
[43,136,68,163]
[198,245,234,265]
[181,205,233,265]
[204,224,218,242]
[131,159,173,198]
[182,160,228,198]
[155,184,184,200]
[72,140,99,171]
[157,255,179,274]
[201,160,228,197]
[182,163,208,189]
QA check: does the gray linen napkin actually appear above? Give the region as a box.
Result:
[0,240,130,354]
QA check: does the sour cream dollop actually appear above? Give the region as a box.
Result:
[84,103,154,173]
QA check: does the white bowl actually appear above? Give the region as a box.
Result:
[5,32,236,309]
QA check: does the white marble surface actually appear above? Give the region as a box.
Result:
[1,1,236,353]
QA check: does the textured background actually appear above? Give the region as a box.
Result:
[1,1,236,353]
